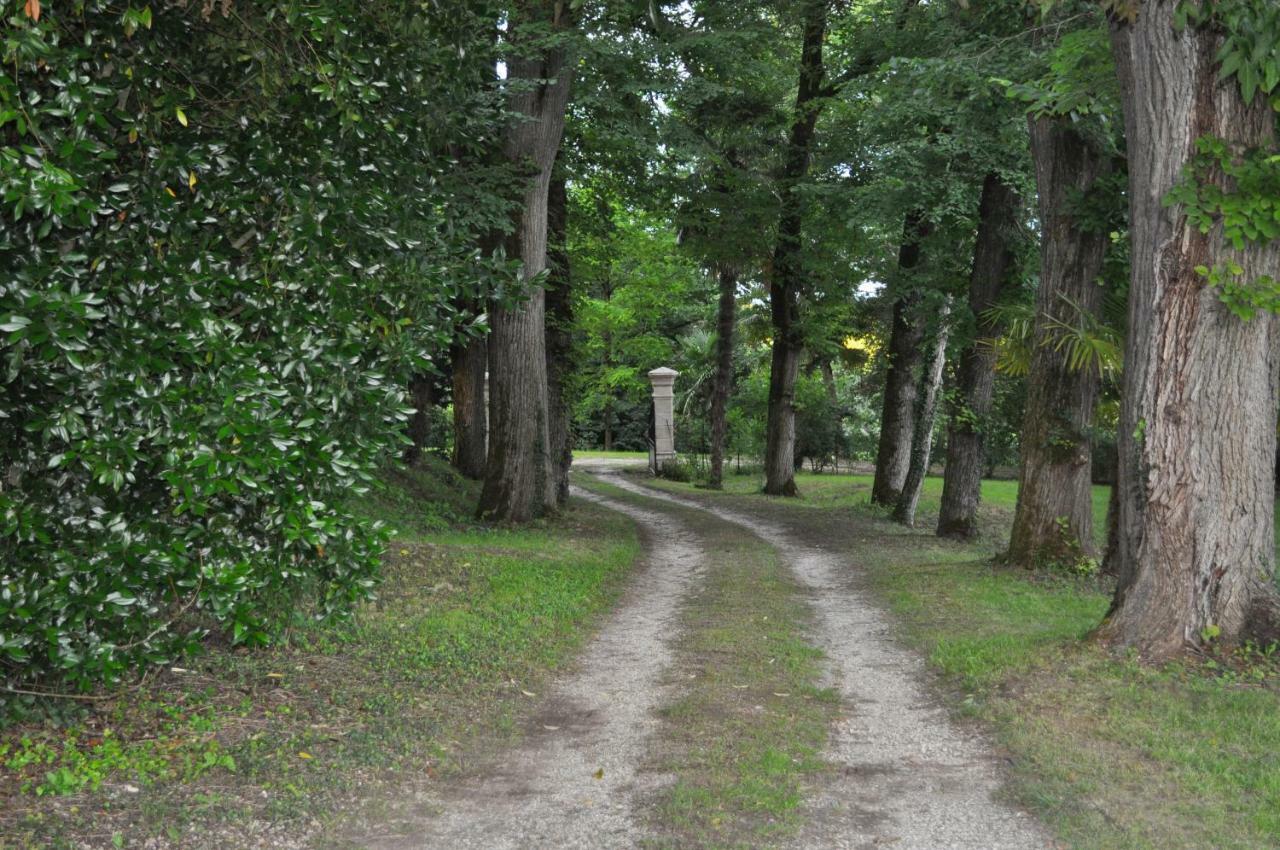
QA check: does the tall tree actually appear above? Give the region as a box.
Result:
[937,173,1022,539]
[546,168,574,507]
[893,300,951,526]
[478,0,576,521]
[1005,115,1112,566]
[763,0,829,496]
[1099,0,1280,658]
[451,332,489,479]
[708,263,739,488]
[871,214,931,505]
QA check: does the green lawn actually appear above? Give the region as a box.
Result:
[0,461,642,849]
[574,449,650,460]
[639,470,1280,850]
[705,469,1280,558]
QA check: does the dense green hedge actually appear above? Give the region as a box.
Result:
[0,1,513,701]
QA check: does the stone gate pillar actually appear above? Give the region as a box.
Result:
[648,367,678,469]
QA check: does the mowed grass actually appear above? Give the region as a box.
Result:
[703,467,1280,557]
[574,449,650,460]
[578,476,837,850]
[640,469,1280,850]
[700,469,1111,545]
[0,460,641,850]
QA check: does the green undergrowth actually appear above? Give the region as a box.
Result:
[1,459,641,849]
[637,471,1280,850]
[577,476,837,850]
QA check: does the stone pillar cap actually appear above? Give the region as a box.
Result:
[648,366,679,382]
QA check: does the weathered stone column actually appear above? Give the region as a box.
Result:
[648,367,678,468]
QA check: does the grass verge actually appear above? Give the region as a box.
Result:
[1,459,640,850]
[637,470,1280,850]
[577,475,837,850]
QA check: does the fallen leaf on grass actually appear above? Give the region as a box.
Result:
[520,690,536,698]
[298,752,313,760]
[266,672,284,679]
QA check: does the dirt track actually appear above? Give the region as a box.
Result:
[348,462,1050,849]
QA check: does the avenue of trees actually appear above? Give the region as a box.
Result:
[3,0,1280,698]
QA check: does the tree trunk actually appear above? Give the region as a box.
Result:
[1006,116,1111,566]
[545,168,574,507]
[404,374,436,466]
[708,264,737,490]
[819,358,837,406]
[937,173,1021,539]
[871,213,931,505]
[764,338,802,495]
[450,337,488,479]
[763,0,827,497]
[477,1,575,522]
[893,300,951,526]
[1099,4,1280,659]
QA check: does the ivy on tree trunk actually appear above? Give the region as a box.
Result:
[1100,1,1280,659]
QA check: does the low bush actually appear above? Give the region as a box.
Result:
[0,3,515,707]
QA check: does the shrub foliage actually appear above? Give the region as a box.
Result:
[0,1,514,698]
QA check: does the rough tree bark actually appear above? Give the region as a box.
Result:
[763,0,828,497]
[893,300,951,527]
[937,174,1021,539]
[871,212,931,505]
[477,1,575,522]
[450,335,488,478]
[1005,116,1112,566]
[545,169,574,507]
[708,263,738,490]
[1098,3,1280,659]
[404,374,436,466]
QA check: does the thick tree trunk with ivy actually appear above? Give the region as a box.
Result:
[708,264,738,490]
[937,174,1021,539]
[450,336,488,479]
[871,213,931,506]
[1006,116,1111,567]
[478,2,574,522]
[764,0,827,497]
[1099,4,1280,659]
[893,301,951,527]
[545,171,574,507]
